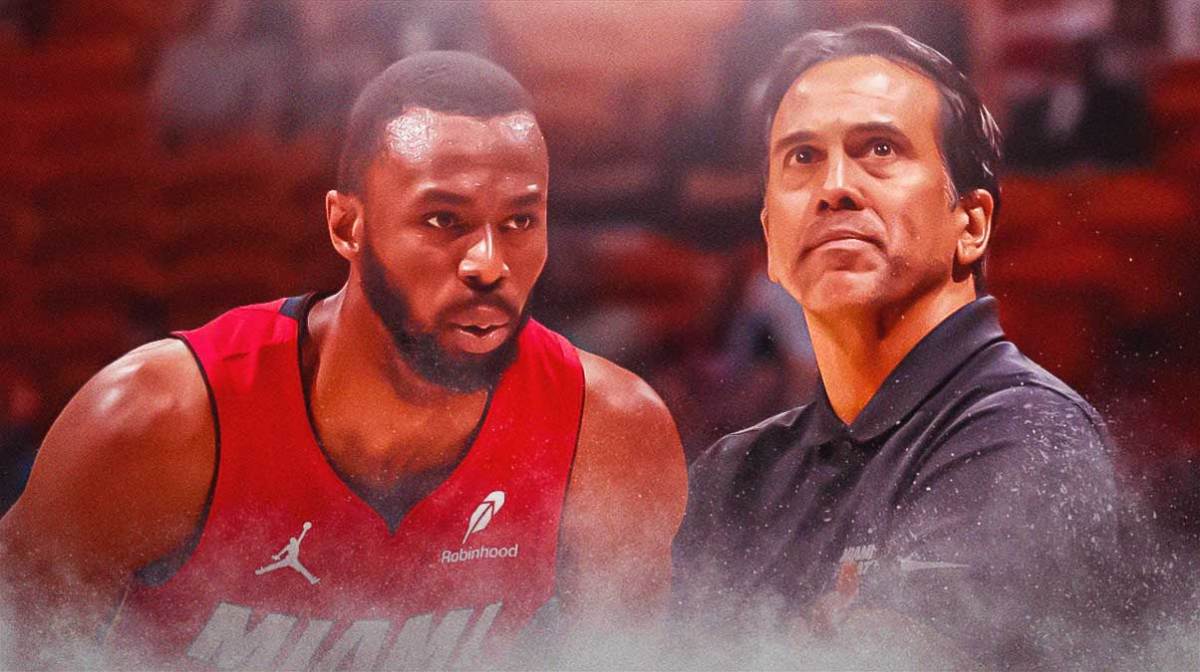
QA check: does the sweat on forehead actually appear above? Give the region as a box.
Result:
[337,51,537,193]
[383,108,542,164]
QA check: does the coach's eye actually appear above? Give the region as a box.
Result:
[871,141,893,157]
[503,214,536,231]
[425,212,459,229]
[787,147,815,165]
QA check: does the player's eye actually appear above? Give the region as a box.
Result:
[871,140,893,157]
[503,214,536,231]
[425,212,459,229]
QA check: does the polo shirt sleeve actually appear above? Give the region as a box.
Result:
[858,383,1127,667]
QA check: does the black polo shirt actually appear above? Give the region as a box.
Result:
[672,297,1123,667]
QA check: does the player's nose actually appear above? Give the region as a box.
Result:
[459,225,509,289]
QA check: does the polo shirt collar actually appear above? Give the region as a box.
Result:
[803,296,1007,446]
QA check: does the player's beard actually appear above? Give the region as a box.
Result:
[358,239,529,393]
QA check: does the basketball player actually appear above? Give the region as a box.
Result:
[0,52,686,669]
[672,26,1124,667]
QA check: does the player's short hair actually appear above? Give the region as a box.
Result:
[337,51,536,195]
[756,24,1002,292]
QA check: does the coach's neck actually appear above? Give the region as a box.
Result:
[805,281,977,426]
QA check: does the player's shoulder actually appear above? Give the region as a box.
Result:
[576,348,674,432]
[70,338,210,441]
[102,337,201,392]
[3,338,215,573]
[31,337,216,493]
[572,348,684,489]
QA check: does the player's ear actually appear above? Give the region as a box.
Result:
[955,188,993,270]
[326,190,364,261]
[761,207,780,283]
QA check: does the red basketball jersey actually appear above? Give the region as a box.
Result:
[104,295,585,670]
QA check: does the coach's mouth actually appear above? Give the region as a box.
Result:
[802,227,883,256]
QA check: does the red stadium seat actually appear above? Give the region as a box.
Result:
[995,175,1080,253]
[1149,60,1200,135]
[158,199,309,262]
[165,250,304,330]
[0,34,141,98]
[1072,172,1197,320]
[37,249,167,315]
[1149,59,1200,175]
[1074,171,1194,236]
[573,228,734,346]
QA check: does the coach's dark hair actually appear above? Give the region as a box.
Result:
[757,24,1002,292]
[337,51,535,195]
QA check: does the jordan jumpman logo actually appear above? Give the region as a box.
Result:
[254,521,320,585]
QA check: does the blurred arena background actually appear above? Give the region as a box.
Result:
[0,0,1197,543]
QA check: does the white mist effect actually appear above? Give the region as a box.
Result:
[2,478,1199,670]
[546,618,967,671]
[525,582,1200,672]
[1144,617,1200,670]
[3,580,1200,670]
[0,606,13,669]
[0,604,107,670]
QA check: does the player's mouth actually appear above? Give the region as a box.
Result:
[447,322,511,353]
[445,305,515,354]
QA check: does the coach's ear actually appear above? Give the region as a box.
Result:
[761,207,780,283]
[326,190,364,261]
[955,188,993,270]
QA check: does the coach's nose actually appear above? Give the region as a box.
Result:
[459,225,509,289]
[817,149,866,212]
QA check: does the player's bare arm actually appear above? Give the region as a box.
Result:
[0,338,214,663]
[557,350,687,625]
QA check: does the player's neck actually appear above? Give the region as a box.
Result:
[806,282,976,425]
[303,287,489,484]
[310,287,486,407]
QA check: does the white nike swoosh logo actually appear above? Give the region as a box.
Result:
[898,557,970,573]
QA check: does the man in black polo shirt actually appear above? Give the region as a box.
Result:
[672,25,1124,667]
